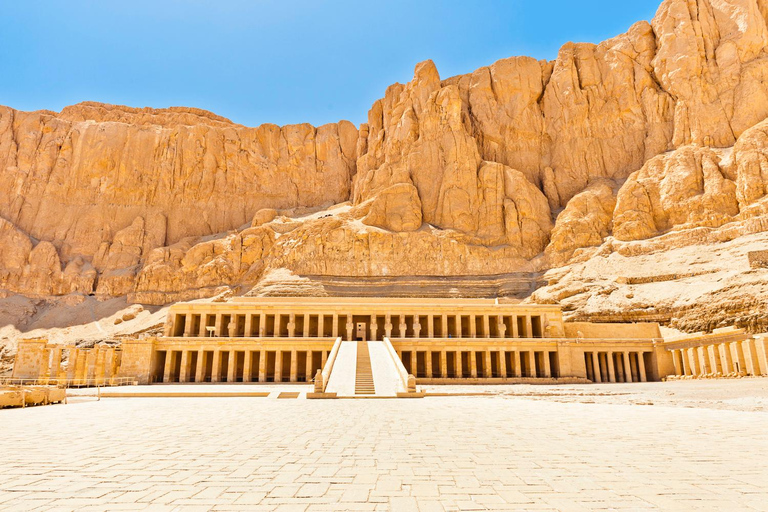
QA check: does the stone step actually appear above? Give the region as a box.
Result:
[355,341,376,395]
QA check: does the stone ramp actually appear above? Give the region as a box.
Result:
[324,341,357,396]
[323,340,405,397]
[368,341,403,397]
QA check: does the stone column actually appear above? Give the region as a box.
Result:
[484,351,492,377]
[622,352,633,382]
[399,317,407,338]
[754,336,768,376]
[428,315,434,338]
[179,351,189,383]
[680,349,691,376]
[413,321,421,339]
[441,315,448,338]
[591,352,602,383]
[511,316,519,338]
[455,351,462,377]
[470,351,478,378]
[513,351,522,377]
[318,314,325,338]
[410,350,417,376]
[672,350,682,376]
[243,351,252,382]
[303,314,310,337]
[470,315,477,338]
[195,350,205,382]
[227,352,237,383]
[456,316,463,338]
[183,315,194,337]
[542,351,551,378]
[199,315,208,337]
[385,314,393,338]
[499,350,507,378]
[526,351,536,377]
[687,348,699,376]
[259,313,267,337]
[637,352,647,382]
[718,344,733,374]
[211,350,221,383]
[275,351,283,382]
[732,341,746,374]
[707,345,722,374]
[163,351,174,383]
[305,351,313,382]
[425,351,433,378]
[258,349,267,382]
[214,314,224,337]
[525,316,533,338]
[332,314,339,338]
[497,320,506,339]
[607,351,616,382]
[483,316,490,339]
[698,346,711,374]
[290,349,298,382]
[244,315,253,337]
[440,350,447,378]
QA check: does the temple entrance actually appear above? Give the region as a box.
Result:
[356,322,367,341]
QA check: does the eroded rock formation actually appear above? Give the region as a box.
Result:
[3,0,768,337]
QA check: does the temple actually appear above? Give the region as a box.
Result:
[12,297,768,396]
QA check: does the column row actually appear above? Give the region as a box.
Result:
[172,311,547,339]
[670,337,768,377]
[584,351,648,383]
[155,348,330,384]
[396,349,558,379]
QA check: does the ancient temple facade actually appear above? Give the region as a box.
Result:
[12,297,768,394]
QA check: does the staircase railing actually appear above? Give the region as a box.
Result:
[314,336,342,393]
[383,337,416,393]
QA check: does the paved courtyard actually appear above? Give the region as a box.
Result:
[2,382,768,511]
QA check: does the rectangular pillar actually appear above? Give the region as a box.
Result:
[243,350,252,382]
[623,352,633,382]
[211,350,221,383]
[440,350,447,378]
[290,349,298,382]
[607,351,616,382]
[163,350,174,383]
[637,352,647,382]
[542,351,551,378]
[513,351,521,377]
[484,350,492,378]
[275,351,283,382]
[672,349,682,376]
[425,350,433,378]
[305,351,313,382]
[227,351,236,383]
[470,350,478,378]
[754,336,768,376]
[258,349,267,382]
[718,344,733,374]
[592,352,602,383]
[708,345,722,374]
[195,350,205,383]
[179,351,189,383]
[499,350,507,378]
[527,351,536,378]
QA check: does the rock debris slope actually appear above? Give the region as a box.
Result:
[2,0,768,343]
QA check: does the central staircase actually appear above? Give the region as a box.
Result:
[355,341,376,395]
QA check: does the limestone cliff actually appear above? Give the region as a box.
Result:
[3,0,768,339]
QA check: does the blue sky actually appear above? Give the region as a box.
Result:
[0,0,661,127]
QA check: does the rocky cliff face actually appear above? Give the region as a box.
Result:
[3,0,768,336]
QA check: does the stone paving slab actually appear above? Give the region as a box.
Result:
[1,389,767,511]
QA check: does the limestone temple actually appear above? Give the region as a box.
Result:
[12,297,768,397]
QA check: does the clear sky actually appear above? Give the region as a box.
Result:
[0,0,662,127]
